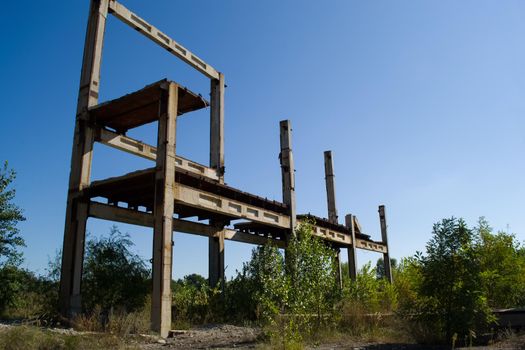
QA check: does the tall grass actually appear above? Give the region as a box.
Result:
[0,326,139,350]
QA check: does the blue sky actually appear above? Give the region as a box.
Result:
[1,1,524,279]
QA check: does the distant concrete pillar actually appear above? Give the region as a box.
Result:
[324,151,338,224]
[280,120,296,237]
[151,83,178,338]
[378,205,393,284]
[345,214,358,282]
[335,248,343,289]
[59,0,109,318]
[324,150,342,288]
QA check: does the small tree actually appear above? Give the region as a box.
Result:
[287,222,339,328]
[376,257,397,280]
[0,162,26,314]
[0,161,25,267]
[475,217,525,308]
[82,226,150,314]
[416,218,493,343]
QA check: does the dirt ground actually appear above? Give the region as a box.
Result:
[2,322,525,349]
[140,324,261,349]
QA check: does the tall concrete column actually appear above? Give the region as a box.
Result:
[324,150,342,288]
[345,214,358,282]
[209,222,225,291]
[151,83,178,337]
[378,205,393,283]
[59,0,109,318]
[209,73,226,291]
[280,120,296,237]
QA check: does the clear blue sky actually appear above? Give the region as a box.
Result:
[1,1,524,279]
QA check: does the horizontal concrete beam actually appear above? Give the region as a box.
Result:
[88,202,285,248]
[108,0,219,80]
[88,202,386,253]
[95,128,219,181]
[174,184,291,229]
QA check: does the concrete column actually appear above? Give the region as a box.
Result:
[59,0,109,318]
[280,120,296,236]
[209,74,226,293]
[335,248,343,289]
[345,214,358,282]
[324,151,342,287]
[378,205,393,283]
[151,83,178,337]
[210,72,225,182]
[324,151,338,224]
[209,223,225,291]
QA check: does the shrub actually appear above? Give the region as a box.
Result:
[415,218,494,343]
[82,226,150,314]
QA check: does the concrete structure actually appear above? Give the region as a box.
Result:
[59,0,393,338]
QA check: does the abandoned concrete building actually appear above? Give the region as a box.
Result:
[59,0,393,338]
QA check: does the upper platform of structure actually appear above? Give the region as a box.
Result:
[89,79,208,132]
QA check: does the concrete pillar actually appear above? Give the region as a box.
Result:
[209,73,226,292]
[324,150,342,288]
[378,205,393,283]
[151,83,178,337]
[345,214,358,282]
[59,0,109,318]
[335,248,343,289]
[324,151,338,224]
[280,120,296,236]
[209,223,225,291]
[210,72,225,181]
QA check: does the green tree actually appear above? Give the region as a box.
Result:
[475,217,525,308]
[82,226,150,313]
[0,162,26,314]
[375,257,397,280]
[287,222,339,328]
[416,218,493,343]
[0,161,25,266]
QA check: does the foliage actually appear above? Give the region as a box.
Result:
[415,217,494,343]
[0,162,27,315]
[73,301,150,336]
[0,265,58,319]
[82,226,150,314]
[475,217,525,308]
[375,257,397,280]
[226,221,339,346]
[172,274,221,326]
[0,161,26,267]
[287,222,340,328]
[345,262,397,314]
[392,257,421,313]
[0,325,140,350]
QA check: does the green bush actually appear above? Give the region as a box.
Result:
[82,226,150,314]
[415,217,494,344]
[475,218,525,308]
[171,274,221,326]
[0,266,58,319]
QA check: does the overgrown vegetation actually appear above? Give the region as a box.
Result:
[2,161,525,348]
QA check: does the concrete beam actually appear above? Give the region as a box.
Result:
[95,127,219,181]
[88,202,287,248]
[108,0,219,80]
